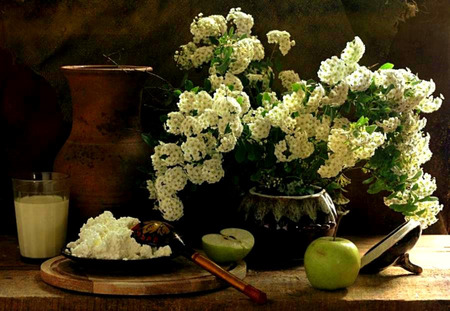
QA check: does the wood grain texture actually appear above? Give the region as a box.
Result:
[40,255,246,295]
[0,235,449,310]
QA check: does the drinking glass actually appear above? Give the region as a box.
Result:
[12,172,70,259]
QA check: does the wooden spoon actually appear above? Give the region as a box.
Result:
[131,221,267,304]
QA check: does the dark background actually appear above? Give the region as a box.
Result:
[0,0,448,235]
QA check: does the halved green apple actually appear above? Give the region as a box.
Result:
[202,228,255,263]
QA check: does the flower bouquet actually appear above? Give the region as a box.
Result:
[145,8,443,230]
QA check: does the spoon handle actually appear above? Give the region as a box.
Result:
[191,252,267,304]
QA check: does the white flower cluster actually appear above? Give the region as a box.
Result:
[372,69,443,114]
[318,125,385,178]
[384,172,443,228]
[150,84,250,220]
[267,30,296,56]
[226,8,254,36]
[150,9,444,229]
[318,36,365,86]
[278,70,301,91]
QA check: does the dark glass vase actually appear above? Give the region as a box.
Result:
[239,188,337,268]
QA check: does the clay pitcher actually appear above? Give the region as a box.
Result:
[54,65,152,228]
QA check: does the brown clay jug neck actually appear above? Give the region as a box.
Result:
[62,65,152,140]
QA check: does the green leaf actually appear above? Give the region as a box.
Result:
[379,63,394,70]
[185,80,194,91]
[237,96,243,105]
[250,171,262,182]
[256,93,263,107]
[263,92,271,102]
[228,84,234,91]
[284,163,292,173]
[191,86,199,93]
[365,125,377,134]
[362,176,375,185]
[356,116,369,127]
[358,94,373,104]
[367,179,387,194]
[159,114,168,123]
[410,170,423,182]
[141,133,157,147]
[173,89,182,97]
[234,143,246,163]
[328,182,341,190]
[418,196,439,202]
[292,83,301,92]
[209,37,219,45]
[203,79,212,92]
[228,26,234,36]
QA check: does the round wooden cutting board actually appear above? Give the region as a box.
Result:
[40,256,246,295]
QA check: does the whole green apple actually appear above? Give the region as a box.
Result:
[202,228,255,263]
[304,237,360,290]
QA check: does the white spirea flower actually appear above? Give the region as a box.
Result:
[332,117,351,129]
[418,94,443,113]
[165,111,185,135]
[212,86,242,116]
[229,38,255,74]
[146,180,157,200]
[177,91,196,113]
[164,166,188,192]
[190,14,227,44]
[274,139,289,162]
[305,84,325,113]
[180,116,202,137]
[152,143,184,172]
[223,72,244,92]
[318,56,346,85]
[157,195,184,221]
[321,82,349,107]
[202,157,225,183]
[341,36,365,65]
[405,201,443,229]
[181,136,207,162]
[345,65,373,92]
[198,109,219,130]
[376,117,400,133]
[250,38,265,61]
[154,175,176,198]
[217,133,237,153]
[278,70,301,91]
[174,42,197,70]
[226,7,254,36]
[266,30,296,56]
[249,118,271,141]
[185,163,204,185]
[195,91,214,113]
[191,46,215,68]
[286,131,314,159]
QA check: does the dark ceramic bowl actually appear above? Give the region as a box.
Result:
[360,220,422,274]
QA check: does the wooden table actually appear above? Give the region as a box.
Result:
[0,235,449,310]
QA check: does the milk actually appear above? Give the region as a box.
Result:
[14,195,69,258]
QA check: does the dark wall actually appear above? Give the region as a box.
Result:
[0,0,447,235]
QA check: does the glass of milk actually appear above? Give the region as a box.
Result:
[12,172,70,259]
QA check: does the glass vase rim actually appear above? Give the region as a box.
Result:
[248,187,326,200]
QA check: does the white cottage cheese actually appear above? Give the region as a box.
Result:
[66,211,172,260]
